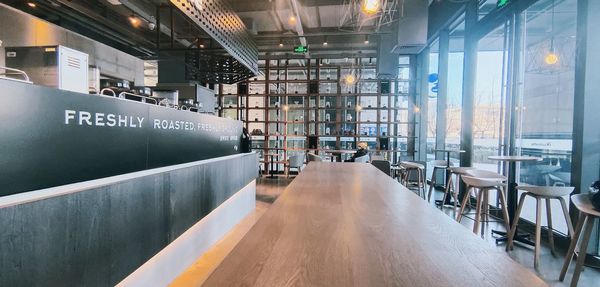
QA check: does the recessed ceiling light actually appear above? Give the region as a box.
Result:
[27,2,36,8]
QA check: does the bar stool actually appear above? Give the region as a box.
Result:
[457,170,510,236]
[506,186,575,270]
[440,167,475,210]
[427,160,452,203]
[399,161,426,199]
[560,194,600,287]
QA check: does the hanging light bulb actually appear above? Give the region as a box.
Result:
[361,0,380,15]
[545,48,559,65]
[344,74,356,85]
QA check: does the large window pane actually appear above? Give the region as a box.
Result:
[516,0,577,235]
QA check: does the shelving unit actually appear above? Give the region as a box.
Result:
[218,56,418,172]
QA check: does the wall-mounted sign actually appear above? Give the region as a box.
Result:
[428,73,439,94]
[0,79,243,196]
[497,0,510,8]
[294,45,308,53]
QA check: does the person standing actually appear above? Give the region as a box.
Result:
[241,127,252,153]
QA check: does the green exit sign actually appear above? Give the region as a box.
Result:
[497,0,509,8]
[294,45,308,53]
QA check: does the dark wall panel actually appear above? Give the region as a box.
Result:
[0,153,257,287]
[0,79,242,196]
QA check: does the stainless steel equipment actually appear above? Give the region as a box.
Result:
[5,45,89,93]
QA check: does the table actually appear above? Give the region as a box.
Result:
[201,163,547,287]
[267,153,280,178]
[488,155,542,245]
[434,149,465,205]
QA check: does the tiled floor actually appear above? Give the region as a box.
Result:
[170,175,600,287]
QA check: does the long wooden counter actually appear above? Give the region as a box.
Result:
[202,162,547,287]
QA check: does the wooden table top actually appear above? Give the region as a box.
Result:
[488,155,542,162]
[201,162,547,287]
[434,149,466,153]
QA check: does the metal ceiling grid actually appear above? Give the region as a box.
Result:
[170,0,259,75]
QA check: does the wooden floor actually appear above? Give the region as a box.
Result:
[171,164,600,287]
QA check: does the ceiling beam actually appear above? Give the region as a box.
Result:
[289,0,307,48]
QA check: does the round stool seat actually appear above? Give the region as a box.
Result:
[571,194,600,217]
[465,169,507,181]
[517,185,574,198]
[461,175,505,188]
[430,160,451,168]
[447,166,475,174]
[400,161,424,170]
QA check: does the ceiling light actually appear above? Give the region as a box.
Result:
[545,51,558,65]
[323,36,328,46]
[344,74,356,85]
[364,35,369,44]
[199,44,205,48]
[361,0,380,15]
[288,16,296,25]
[27,2,36,8]
[128,15,141,28]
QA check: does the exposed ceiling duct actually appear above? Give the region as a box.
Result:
[391,0,428,54]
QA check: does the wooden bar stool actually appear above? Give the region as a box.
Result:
[560,194,600,287]
[457,171,510,236]
[427,160,452,203]
[506,186,575,270]
[399,161,426,199]
[440,166,475,210]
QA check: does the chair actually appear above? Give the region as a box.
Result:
[285,155,305,178]
[354,155,370,163]
[439,167,475,210]
[399,161,426,199]
[371,154,385,161]
[371,160,391,177]
[427,160,452,203]
[506,186,574,270]
[457,171,510,236]
[307,153,323,162]
[560,194,600,287]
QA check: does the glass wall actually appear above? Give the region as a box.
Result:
[427,40,439,162]
[473,24,508,172]
[515,0,577,235]
[446,16,466,164]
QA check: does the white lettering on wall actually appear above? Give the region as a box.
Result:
[65,110,76,124]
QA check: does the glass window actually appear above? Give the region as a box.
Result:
[446,16,465,157]
[515,0,577,235]
[428,39,440,162]
[473,24,507,171]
